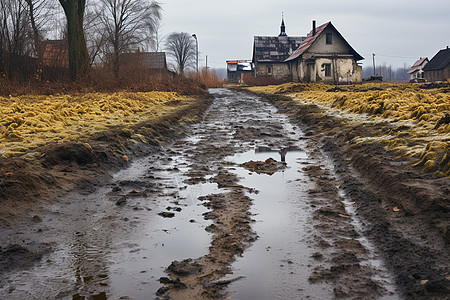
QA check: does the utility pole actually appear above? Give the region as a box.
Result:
[206,55,208,75]
[192,34,198,75]
[372,53,376,76]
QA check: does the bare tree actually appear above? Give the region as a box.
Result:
[58,0,90,81]
[0,0,32,78]
[97,0,161,78]
[164,32,196,74]
[84,2,105,66]
[25,0,57,61]
[26,0,41,60]
[146,18,163,52]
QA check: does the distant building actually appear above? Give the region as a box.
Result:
[42,40,69,68]
[252,17,306,81]
[408,57,428,80]
[286,21,363,84]
[226,60,253,83]
[119,51,168,73]
[423,47,450,81]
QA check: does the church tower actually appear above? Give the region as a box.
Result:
[279,14,287,36]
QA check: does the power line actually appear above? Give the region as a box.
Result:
[373,53,418,59]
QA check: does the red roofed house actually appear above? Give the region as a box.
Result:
[407,57,428,81]
[226,60,253,83]
[42,40,69,68]
[286,21,364,83]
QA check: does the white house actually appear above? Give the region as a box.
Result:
[407,57,428,80]
[285,21,364,84]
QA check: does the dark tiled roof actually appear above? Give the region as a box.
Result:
[285,21,363,62]
[253,36,306,63]
[120,52,167,69]
[423,48,450,71]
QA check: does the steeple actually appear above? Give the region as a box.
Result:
[279,13,287,36]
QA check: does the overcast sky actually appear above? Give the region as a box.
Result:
[159,0,450,70]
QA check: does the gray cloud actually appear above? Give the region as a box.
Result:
[160,0,450,69]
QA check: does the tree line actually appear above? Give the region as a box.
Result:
[362,64,411,82]
[0,0,198,82]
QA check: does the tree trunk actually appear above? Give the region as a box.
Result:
[26,0,42,62]
[113,39,119,78]
[59,0,90,81]
[0,30,3,75]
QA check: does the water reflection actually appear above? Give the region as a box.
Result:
[255,145,303,162]
[225,147,334,299]
[70,215,112,298]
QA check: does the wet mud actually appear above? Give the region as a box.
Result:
[0,88,448,299]
[245,89,450,299]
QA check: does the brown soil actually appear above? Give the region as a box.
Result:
[245,89,450,299]
[240,157,286,175]
[0,95,212,272]
[0,87,449,299]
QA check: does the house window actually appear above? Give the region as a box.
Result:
[326,33,332,45]
[324,64,331,77]
[267,66,272,75]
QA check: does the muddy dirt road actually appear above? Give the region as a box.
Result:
[0,88,449,299]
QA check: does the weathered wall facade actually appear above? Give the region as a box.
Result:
[424,66,450,81]
[421,48,450,81]
[291,56,362,83]
[285,22,364,84]
[252,18,305,82]
[254,62,290,81]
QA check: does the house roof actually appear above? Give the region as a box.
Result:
[226,60,251,64]
[227,61,253,72]
[285,21,364,62]
[423,47,450,71]
[42,40,69,67]
[407,57,428,74]
[253,35,306,64]
[120,52,167,69]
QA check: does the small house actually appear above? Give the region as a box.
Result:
[252,17,306,81]
[42,40,69,68]
[286,21,363,83]
[422,47,450,81]
[226,60,253,83]
[119,51,168,73]
[407,57,428,80]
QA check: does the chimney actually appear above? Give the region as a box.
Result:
[312,20,316,36]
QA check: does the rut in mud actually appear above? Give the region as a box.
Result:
[0,88,448,299]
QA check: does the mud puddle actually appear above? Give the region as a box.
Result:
[224,148,334,299]
[106,153,219,299]
[0,88,401,299]
[0,150,218,299]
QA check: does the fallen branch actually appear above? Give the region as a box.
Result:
[210,276,246,286]
[198,270,215,278]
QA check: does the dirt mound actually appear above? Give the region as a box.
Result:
[43,142,97,166]
[167,259,203,276]
[240,157,286,175]
[419,81,450,90]
[0,95,212,221]
[0,244,50,276]
[0,158,56,203]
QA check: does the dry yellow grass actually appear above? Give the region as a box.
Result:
[249,82,450,176]
[0,91,190,158]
